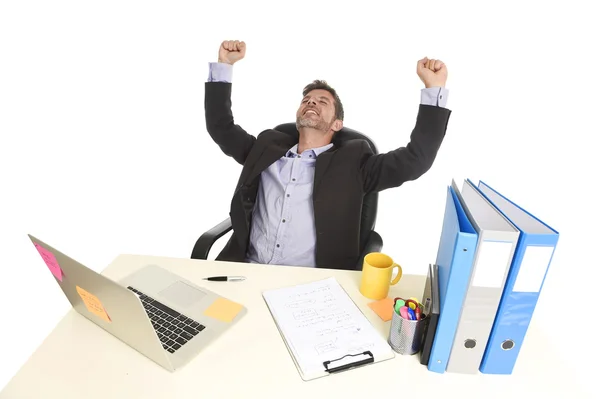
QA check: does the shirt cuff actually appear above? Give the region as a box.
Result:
[421,87,449,108]
[208,62,233,83]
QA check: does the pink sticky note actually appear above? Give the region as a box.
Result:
[34,243,63,281]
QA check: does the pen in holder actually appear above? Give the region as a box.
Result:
[387,298,429,356]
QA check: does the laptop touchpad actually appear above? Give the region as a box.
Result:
[159,281,206,308]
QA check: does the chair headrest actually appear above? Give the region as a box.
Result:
[273,123,378,154]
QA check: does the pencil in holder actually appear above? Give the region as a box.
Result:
[387,307,429,355]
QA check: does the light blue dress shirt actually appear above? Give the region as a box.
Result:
[207,62,449,267]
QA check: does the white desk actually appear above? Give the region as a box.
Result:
[0,255,585,398]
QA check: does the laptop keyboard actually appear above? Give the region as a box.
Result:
[127,286,206,354]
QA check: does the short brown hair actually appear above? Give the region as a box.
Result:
[302,80,344,121]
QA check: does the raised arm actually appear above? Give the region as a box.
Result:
[360,58,452,193]
[205,40,255,165]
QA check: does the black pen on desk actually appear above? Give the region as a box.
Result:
[202,276,246,282]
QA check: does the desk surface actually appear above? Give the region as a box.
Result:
[1,255,586,398]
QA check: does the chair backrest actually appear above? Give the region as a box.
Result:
[273,123,379,251]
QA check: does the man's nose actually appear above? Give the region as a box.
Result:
[308,98,317,105]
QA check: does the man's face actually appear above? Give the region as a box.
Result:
[296,89,339,132]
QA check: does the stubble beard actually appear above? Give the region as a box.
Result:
[296,115,332,132]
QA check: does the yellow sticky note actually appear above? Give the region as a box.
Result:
[368,297,394,322]
[76,286,111,323]
[203,297,243,323]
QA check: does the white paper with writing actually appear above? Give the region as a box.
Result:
[263,277,393,379]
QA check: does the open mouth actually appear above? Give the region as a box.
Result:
[304,109,318,116]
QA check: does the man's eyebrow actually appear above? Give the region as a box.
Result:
[302,95,330,102]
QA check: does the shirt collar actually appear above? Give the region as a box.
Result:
[285,143,334,159]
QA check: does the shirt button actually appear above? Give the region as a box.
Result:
[276,244,280,248]
[287,194,290,197]
[292,178,296,181]
[282,219,286,223]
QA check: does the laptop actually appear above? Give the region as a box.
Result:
[27,234,247,372]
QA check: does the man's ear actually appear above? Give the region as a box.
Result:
[332,119,343,132]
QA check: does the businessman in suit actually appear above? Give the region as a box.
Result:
[205,40,451,271]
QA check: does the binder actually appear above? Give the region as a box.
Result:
[476,180,559,374]
[262,277,395,381]
[425,184,478,373]
[419,263,440,366]
[445,179,520,374]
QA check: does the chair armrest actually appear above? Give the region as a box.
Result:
[355,230,383,270]
[191,217,233,260]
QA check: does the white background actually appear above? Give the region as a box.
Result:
[1,0,598,396]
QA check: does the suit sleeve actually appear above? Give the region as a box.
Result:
[359,104,451,193]
[204,63,255,165]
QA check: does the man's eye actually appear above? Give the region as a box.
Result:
[320,101,327,104]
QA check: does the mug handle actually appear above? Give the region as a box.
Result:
[390,263,402,285]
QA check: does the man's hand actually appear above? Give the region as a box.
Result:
[218,40,246,65]
[417,57,448,88]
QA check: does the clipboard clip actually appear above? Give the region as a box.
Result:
[323,351,374,374]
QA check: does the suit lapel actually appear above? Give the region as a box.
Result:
[243,130,336,193]
[313,147,335,195]
[246,138,294,183]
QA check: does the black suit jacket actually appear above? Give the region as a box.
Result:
[204,82,451,270]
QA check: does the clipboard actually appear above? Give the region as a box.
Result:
[262,277,395,381]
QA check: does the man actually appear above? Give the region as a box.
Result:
[204,40,451,271]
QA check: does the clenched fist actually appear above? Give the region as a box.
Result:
[218,40,246,65]
[417,57,448,88]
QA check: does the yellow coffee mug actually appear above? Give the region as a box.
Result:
[359,252,402,300]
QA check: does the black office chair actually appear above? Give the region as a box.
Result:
[191,123,383,270]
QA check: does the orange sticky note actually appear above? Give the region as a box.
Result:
[76,286,111,323]
[368,297,394,322]
[203,297,243,323]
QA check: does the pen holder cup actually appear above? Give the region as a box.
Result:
[387,310,429,356]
